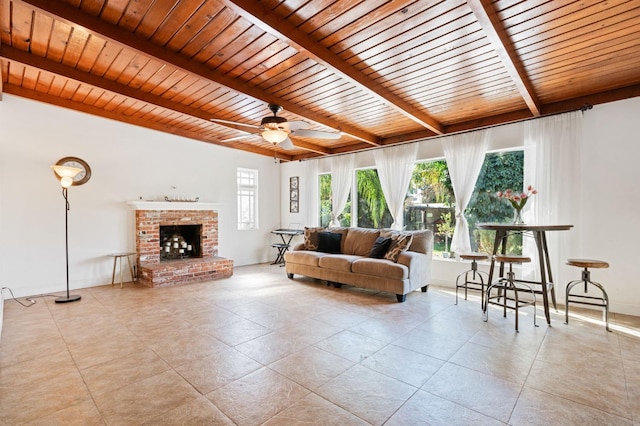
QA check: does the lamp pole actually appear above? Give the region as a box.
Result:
[55,185,81,303]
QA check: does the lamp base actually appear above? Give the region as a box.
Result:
[55,295,82,303]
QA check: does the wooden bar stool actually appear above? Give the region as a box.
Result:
[455,252,489,309]
[484,255,537,331]
[565,259,610,331]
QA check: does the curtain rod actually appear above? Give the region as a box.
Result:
[300,104,592,161]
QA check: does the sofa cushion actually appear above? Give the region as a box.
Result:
[352,258,409,280]
[384,233,413,262]
[343,228,381,256]
[317,232,342,254]
[284,250,326,267]
[327,227,349,253]
[318,255,361,272]
[303,227,326,250]
[369,236,392,259]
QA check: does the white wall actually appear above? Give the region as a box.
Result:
[281,97,640,315]
[0,94,281,298]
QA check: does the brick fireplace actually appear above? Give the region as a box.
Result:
[129,202,233,287]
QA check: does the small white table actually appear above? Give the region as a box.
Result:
[108,252,137,288]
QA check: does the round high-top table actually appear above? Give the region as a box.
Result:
[477,223,573,326]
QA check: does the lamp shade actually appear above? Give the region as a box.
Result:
[52,165,82,178]
[262,129,288,144]
[51,165,82,188]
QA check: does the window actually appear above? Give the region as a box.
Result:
[317,148,524,256]
[355,169,392,229]
[319,173,350,227]
[404,150,524,256]
[237,168,258,230]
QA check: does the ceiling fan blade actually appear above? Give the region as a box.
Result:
[292,129,341,139]
[279,137,294,150]
[211,118,261,129]
[283,120,311,131]
[221,134,259,142]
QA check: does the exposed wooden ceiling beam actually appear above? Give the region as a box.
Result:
[0,45,331,157]
[16,0,381,146]
[223,0,445,135]
[467,0,541,116]
[290,139,332,155]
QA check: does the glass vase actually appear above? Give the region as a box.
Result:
[513,208,524,225]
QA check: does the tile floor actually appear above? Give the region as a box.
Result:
[1,263,639,425]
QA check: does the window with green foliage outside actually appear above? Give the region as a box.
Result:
[318,149,525,256]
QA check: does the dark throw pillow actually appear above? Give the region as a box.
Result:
[316,232,342,254]
[369,236,392,259]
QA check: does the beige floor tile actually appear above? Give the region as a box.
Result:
[525,357,631,418]
[207,316,273,346]
[422,363,521,423]
[0,366,92,424]
[2,265,640,425]
[25,400,105,426]
[235,330,309,364]
[510,386,632,425]
[386,389,505,425]
[79,348,171,395]
[206,367,310,426]
[0,349,77,392]
[141,395,235,425]
[348,316,416,343]
[314,329,387,363]
[67,331,148,370]
[316,364,417,425]
[144,329,229,367]
[449,341,536,385]
[310,306,372,329]
[92,370,202,425]
[269,346,355,390]
[393,327,468,361]
[263,393,370,425]
[173,345,262,394]
[360,344,444,387]
[278,317,342,344]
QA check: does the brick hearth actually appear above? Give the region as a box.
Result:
[129,202,233,287]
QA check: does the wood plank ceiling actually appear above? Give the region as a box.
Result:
[1,0,639,161]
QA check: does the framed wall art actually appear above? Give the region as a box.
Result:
[289,176,299,213]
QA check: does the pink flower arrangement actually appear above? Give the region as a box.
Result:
[497,185,538,211]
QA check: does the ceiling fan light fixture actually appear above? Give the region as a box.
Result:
[262,129,288,144]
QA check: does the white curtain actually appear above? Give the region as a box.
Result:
[330,154,355,227]
[523,111,583,283]
[374,143,418,230]
[442,129,491,254]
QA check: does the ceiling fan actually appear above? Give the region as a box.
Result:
[211,104,341,150]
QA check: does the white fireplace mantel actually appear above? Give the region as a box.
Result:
[127,201,222,211]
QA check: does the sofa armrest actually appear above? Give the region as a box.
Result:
[292,242,306,251]
[397,251,431,290]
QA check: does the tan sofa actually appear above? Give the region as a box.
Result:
[284,227,433,302]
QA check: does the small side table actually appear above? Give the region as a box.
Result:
[108,252,136,288]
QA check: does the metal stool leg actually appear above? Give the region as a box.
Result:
[455,259,489,309]
[565,267,610,331]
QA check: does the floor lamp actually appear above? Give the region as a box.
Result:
[51,164,83,303]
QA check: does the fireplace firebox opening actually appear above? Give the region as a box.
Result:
[160,224,202,261]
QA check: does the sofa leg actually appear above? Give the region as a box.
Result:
[421,285,429,293]
[396,294,406,303]
[287,273,293,279]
